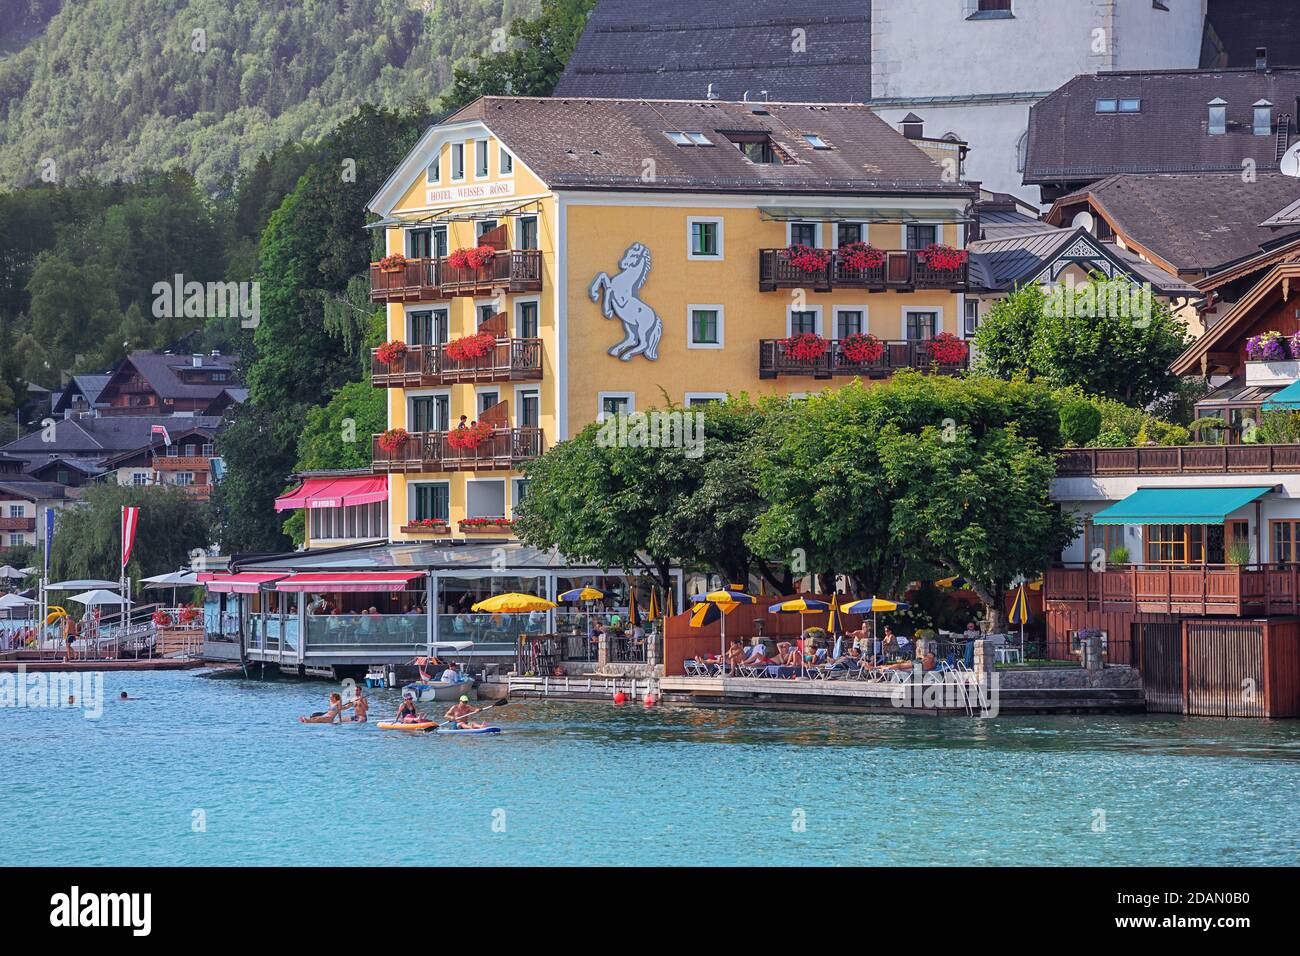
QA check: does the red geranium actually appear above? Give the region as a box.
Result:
[840,332,884,364]
[152,610,173,627]
[838,242,886,271]
[445,330,497,361]
[378,253,407,271]
[783,244,832,274]
[459,517,514,529]
[377,428,410,452]
[406,518,449,531]
[178,605,201,624]
[783,332,829,362]
[376,339,409,366]
[447,421,494,450]
[917,243,968,272]
[927,331,969,364]
[447,245,496,270]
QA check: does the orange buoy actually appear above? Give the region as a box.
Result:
[643,693,656,707]
[612,691,627,705]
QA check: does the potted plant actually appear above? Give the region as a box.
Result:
[375,340,409,366]
[1107,545,1130,566]
[444,330,496,361]
[1246,330,1288,362]
[926,331,969,364]
[916,243,967,271]
[404,517,450,533]
[783,244,832,274]
[1226,540,1252,566]
[152,610,173,627]
[458,516,515,531]
[378,253,407,272]
[838,241,886,271]
[782,332,829,362]
[447,245,496,270]
[178,605,200,625]
[447,421,494,450]
[377,428,410,453]
[840,331,884,363]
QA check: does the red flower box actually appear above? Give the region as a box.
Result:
[378,253,407,272]
[447,421,494,450]
[376,339,409,366]
[840,332,884,364]
[447,245,496,270]
[838,242,886,271]
[178,605,201,624]
[782,332,829,363]
[458,517,514,530]
[404,519,450,533]
[377,428,410,453]
[783,244,832,274]
[927,331,969,365]
[916,243,968,272]
[444,330,496,361]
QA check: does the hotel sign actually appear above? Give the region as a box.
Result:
[425,180,515,206]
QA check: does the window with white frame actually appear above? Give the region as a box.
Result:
[964,299,980,337]
[314,501,388,539]
[788,307,821,336]
[833,308,865,339]
[426,150,440,183]
[173,472,195,486]
[685,392,726,407]
[789,222,819,247]
[687,217,723,259]
[516,299,539,338]
[598,392,634,419]
[475,140,489,177]
[687,305,724,348]
[1254,100,1273,136]
[8,505,22,518]
[132,472,149,486]
[9,533,22,548]
[451,142,465,180]
[499,146,514,174]
[1208,99,1227,135]
[201,443,214,457]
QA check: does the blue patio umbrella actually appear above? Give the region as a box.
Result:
[690,586,753,663]
[842,597,909,652]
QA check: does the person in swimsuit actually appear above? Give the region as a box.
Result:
[394,696,427,724]
[298,692,344,723]
[342,687,369,722]
[443,695,485,729]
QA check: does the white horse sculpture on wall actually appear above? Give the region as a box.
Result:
[589,242,663,361]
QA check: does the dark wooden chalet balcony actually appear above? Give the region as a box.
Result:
[758,338,969,379]
[758,249,967,292]
[1040,564,1300,617]
[1058,444,1300,477]
[371,427,543,473]
[369,257,443,303]
[0,516,35,532]
[371,339,543,388]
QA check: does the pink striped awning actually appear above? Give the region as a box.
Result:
[199,572,287,594]
[274,476,388,512]
[273,572,423,593]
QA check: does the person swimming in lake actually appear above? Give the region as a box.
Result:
[443,695,485,730]
[299,692,344,723]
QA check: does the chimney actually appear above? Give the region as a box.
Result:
[901,113,925,140]
[1257,47,1268,72]
[210,349,220,359]
[192,353,203,367]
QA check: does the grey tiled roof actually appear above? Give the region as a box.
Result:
[110,351,242,402]
[554,1,871,103]
[0,416,222,457]
[448,97,969,196]
[1024,68,1300,186]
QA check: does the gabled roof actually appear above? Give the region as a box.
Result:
[0,481,70,502]
[1262,196,1300,228]
[0,416,222,458]
[1045,172,1300,275]
[99,351,243,405]
[437,97,969,198]
[1024,67,1300,186]
[554,2,870,103]
[51,374,111,414]
[1172,261,1300,374]
[968,225,1200,295]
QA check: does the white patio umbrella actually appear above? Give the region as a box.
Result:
[66,589,134,607]
[47,579,121,591]
[0,593,37,609]
[18,567,37,575]
[0,565,26,580]
[141,569,199,606]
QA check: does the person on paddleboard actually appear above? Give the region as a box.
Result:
[299,692,344,723]
[443,695,486,730]
[394,696,428,724]
[342,686,368,722]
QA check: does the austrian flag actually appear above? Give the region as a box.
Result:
[121,506,140,570]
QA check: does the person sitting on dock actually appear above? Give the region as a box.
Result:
[299,692,345,723]
[887,650,936,673]
[724,641,745,670]
[443,695,486,730]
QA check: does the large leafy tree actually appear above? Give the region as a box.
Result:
[974,276,1189,406]
[51,484,212,587]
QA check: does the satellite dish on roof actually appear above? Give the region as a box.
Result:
[1071,211,1096,233]
[1281,141,1300,178]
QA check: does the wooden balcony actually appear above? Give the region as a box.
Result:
[440,250,542,297]
[1044,564,1273,616]
[371,427,544,474]
[369,258,443,303]
[758,338,968,379]
[0,516,35,532]
[758,249,967,293]
[1057,444,1300,477]
[153,456,212,471]
[371,338,543,388]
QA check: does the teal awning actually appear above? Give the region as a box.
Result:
[1261,380,1300,409]
[1092,486,1273,525]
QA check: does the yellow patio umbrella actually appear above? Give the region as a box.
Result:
[647,587,660,623]
[472,593,557,613]
[690,586,753,663]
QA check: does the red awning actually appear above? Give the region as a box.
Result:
[273,572,423,593]
[199,572,287,594]
[274,476,388,512]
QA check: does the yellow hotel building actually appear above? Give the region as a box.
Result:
[362,96,976,545]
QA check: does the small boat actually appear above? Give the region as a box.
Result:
[434,725,500,735]
[402,680,476,703]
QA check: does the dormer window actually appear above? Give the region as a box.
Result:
[724,132,788,165]
[1208,98,1227,135]
[1254,100,1273,136]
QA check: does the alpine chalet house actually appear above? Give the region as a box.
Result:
[326,95,976,546]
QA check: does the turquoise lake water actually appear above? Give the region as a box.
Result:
[1,669,1298,866]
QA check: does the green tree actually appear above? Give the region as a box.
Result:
[50,484,212,587]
